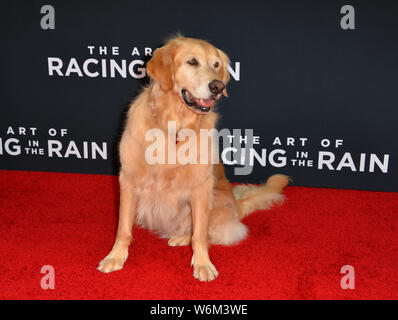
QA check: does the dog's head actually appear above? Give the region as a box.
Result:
[146,36,230,115]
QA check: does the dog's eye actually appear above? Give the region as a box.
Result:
[214,62,220,68]
[187,58,199,66]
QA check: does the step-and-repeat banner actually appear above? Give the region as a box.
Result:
[1,1,397,191]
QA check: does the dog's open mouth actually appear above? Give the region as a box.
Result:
[181,89,216,113]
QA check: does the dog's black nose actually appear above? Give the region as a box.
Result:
[209,80,225,95]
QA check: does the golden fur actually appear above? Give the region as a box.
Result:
[97,36,289,281]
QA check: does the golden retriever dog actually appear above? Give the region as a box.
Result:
[97,36,289,281]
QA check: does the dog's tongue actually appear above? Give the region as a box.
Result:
[195,98,214,108]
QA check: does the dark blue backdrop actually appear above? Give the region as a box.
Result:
[1,0,397,191]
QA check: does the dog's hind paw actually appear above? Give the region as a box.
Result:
[168,234,191,247]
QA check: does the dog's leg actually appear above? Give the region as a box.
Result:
[168,234,191,247]
[97,172,136,273]
[190,178,218,281]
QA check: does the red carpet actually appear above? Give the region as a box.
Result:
[0,170,397,300]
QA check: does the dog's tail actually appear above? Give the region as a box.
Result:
[232,174,290,220]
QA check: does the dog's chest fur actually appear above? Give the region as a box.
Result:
[135,178,192,237]
[134,151,215,236]
[121,87,217,237]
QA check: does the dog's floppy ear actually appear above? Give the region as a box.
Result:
[217,49,230,97]
[146,45,174,92]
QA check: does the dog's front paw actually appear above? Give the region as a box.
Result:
[191,255,219,281]
[97,249,128,273]
[97,258,125,273]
